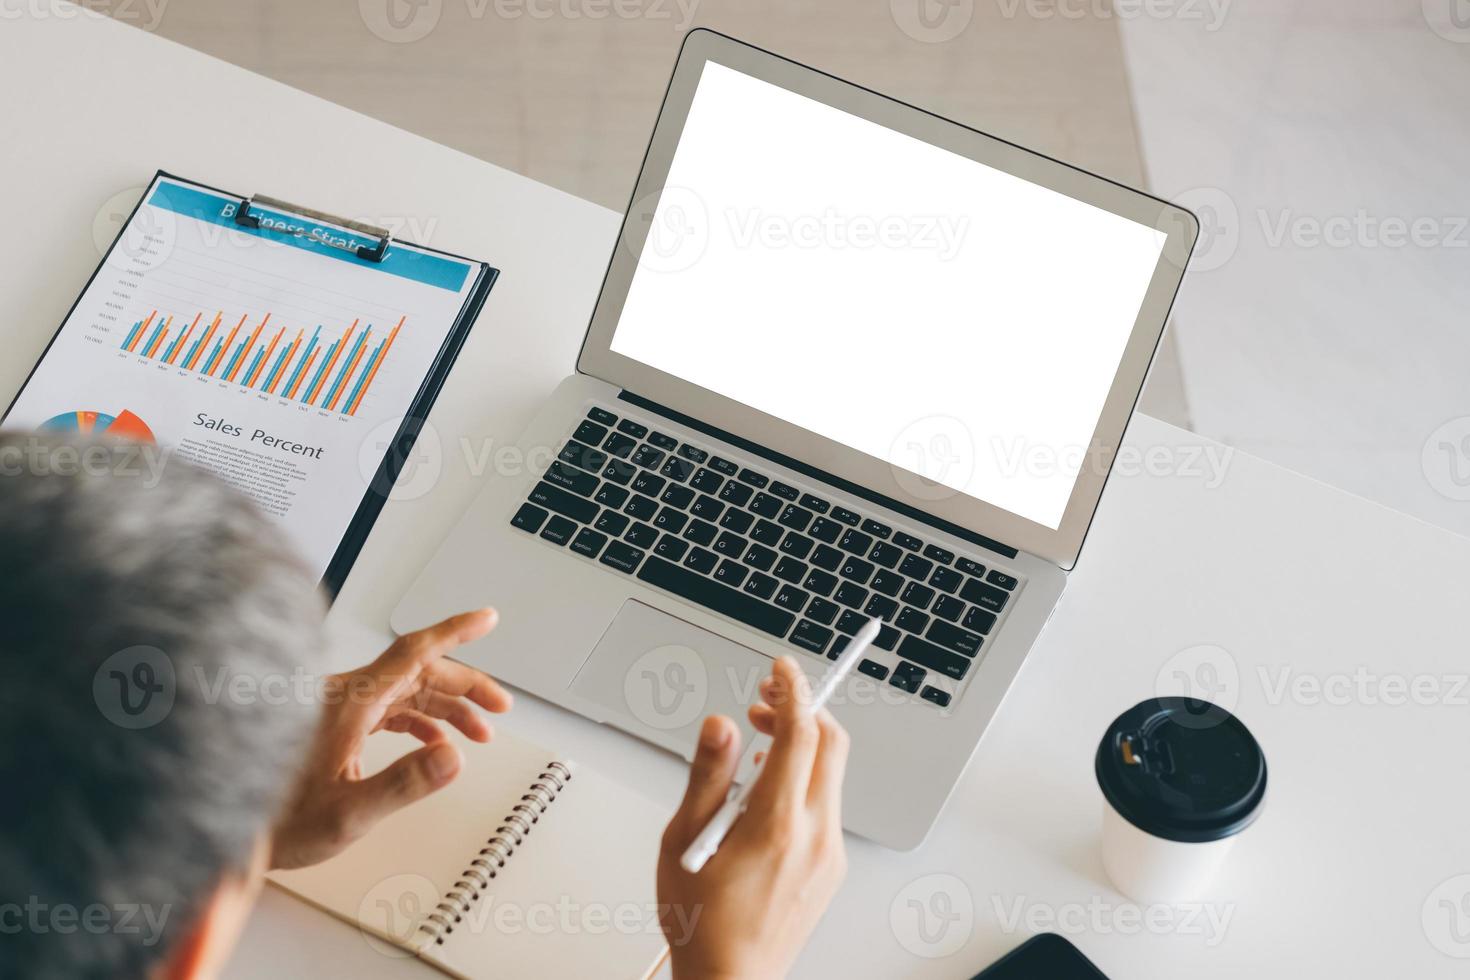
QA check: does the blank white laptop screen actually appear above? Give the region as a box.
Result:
[611,61,1167,531]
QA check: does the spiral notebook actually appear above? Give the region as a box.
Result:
[269,730,671,979]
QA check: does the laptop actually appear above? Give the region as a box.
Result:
[393,29,1197,850]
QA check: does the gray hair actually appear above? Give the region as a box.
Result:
[0,434,327,979]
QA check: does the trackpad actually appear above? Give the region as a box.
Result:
[568,600,770,762]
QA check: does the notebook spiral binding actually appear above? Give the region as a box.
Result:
[418,761,574,945]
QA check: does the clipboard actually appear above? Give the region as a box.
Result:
[2,171,499,598]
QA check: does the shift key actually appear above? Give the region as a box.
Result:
[528,481,598,524]
[897,634,971,680]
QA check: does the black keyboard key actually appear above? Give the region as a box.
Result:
[683,547,718,574]
[624,494,658,521]
[601,541,646,574]
[870,570,904,598]
[773,557,807,584]
[930,566,963,594]
[805,597,839,626]
[574,419,608,445]
[738,468,769,488]
[545,460,599,496]
[831,506,861,526]
[602,432,638,459]
[587,406,617,426]
[540,515,576,545]
[791,619,834,656]
[632,444,665,469]
[769,481,800,501]
[828,636,849,659]
[616,418,647,439]
[777,504,813,532]
[743,572,779,600]
[839,556,874,585]
[893,531,922,552]
[858,659,889,681]
[530,481,599,524]
[625,522,658,549]
[861,518,891,539]
[655,535,688,561]
[899,554,933,580]
[749,493,782,519]
[648,431,679,451]
[774,584,810,612]
[779,532,814,560]
[957,558,987,578]
[709,456,739,476]
[661,484,695,509]
[836,610,866,635]
[632,471,666,498]
[901,582,935,609]
[868,541,903,569]
[960,578,1009,612]
[834,582,868,609]
[921,686,952,708]
[691,494,724,521]
[595,510,630,536]
[932,594,965,622]
[660,457,695,482]
[924,544,955,565]
[839,529,873,555]
[638,556,795,638]
[559,439,607,473]
[963,607,998,634]
[808,517,842,544]
[810,544,843,572]
[803,568,838,596]
[890,662,926,693]
[799,493,829,513]
[595,484,629,508]
[927,620,983,657]
[567,528,602,558]
[987,569,1019,590]
[714,531,747,559]
[678,444,709,464]
[719,481,754,507]
[864,595,898,621]
[653,507,688,534]
[751,520,784,545]
[690,468,724,494]
[683,519,718,546]
[897,634,971,680]
[601,460,636,485]
[896,606,930,634]
[511,503,547,533]
[744,543,778,571]
[713,560,748,588]
[719,508,754,534]
[876,625,900,650]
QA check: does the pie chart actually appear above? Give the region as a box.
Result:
[40,409,155,444]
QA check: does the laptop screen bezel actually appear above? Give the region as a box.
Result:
[577,29,1197,570]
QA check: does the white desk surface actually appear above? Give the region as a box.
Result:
[5,8,1469,979]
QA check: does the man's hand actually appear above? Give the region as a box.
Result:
[657,656,849,980]
[270,609,512,870]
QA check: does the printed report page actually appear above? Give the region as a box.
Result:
[4,175,481,578]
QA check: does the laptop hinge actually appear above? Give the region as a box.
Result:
[617,390,1021,560]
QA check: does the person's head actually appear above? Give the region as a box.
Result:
[0,434,327,979]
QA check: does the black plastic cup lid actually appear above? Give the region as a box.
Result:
[1095,697,1267,844]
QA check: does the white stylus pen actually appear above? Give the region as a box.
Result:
[680,617,882,874]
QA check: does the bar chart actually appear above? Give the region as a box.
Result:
[120,309,404,417]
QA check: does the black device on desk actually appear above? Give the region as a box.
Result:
[972,934,1110,979]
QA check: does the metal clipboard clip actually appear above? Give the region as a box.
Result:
[233,193,391,263]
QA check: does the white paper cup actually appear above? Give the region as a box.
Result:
[1095,697,1266,904]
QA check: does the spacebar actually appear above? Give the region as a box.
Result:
[637,557,795,639]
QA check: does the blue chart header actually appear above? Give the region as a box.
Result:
[147,180,473,293]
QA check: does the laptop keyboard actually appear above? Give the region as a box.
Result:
[509,405,1022,708]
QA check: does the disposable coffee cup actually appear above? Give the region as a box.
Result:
[1095,697,1266,904]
